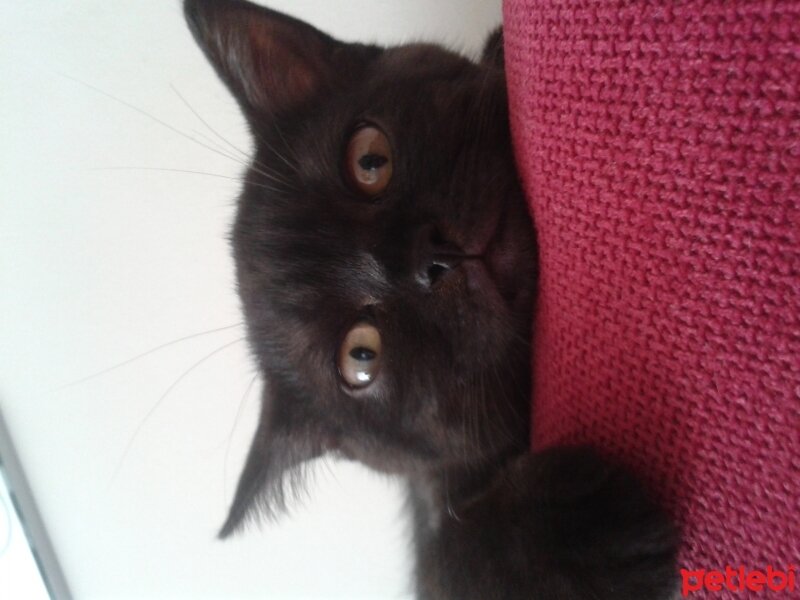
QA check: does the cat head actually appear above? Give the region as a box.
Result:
[184,0,536,537]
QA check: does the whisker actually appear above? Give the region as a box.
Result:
[171,83,298,189]
[170,83,252,162]
[476,369,491,454]
[191,129,241,158]
[459,366,479,472]
[54,322,243,391]
[54,71,262,172]
[489,337,531,450]
[88,166,280,192]
[54,71,292,191]
[91,166,243,182]
[482,354,519,451]
[253,102,301,174]
[109,336,246,485]
[460,374,473,470]
[444,468,463,522]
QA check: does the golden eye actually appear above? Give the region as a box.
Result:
[345,125,392,196]
[338,322,382,389]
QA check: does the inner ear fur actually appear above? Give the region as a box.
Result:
[184,0,380,119]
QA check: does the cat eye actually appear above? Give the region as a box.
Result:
[345,125,393,197]
[338,322,382,389]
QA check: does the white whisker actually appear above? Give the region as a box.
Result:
[109,336,246,485]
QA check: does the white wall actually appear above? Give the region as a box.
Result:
[0,1,502,598]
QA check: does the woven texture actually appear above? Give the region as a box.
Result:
[503,0,800,587]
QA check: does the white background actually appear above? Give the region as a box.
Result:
[0,1,502,598]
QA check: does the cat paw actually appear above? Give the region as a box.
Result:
[501,446,679,599]
[418,447,678,600]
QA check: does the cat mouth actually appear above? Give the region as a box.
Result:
[461,203,532,309]
[421,199,532,309]
[427,230,502,299]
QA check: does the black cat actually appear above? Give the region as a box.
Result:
[183,1,678,598]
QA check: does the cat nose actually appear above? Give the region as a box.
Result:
[414,225,465,289]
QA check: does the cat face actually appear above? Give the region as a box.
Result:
[185,0,536,535]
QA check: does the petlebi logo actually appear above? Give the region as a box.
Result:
[681,565,797,596]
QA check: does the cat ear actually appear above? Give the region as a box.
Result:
[219,382,323,538]
[481,27,504,70]
[184,0,379,119]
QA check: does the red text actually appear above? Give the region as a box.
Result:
[681,565,797,596]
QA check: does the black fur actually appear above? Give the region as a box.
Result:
[184,1,678,597]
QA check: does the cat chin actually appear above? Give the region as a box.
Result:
[463,260,507,309]
[333,446,433,475]
[333,435,511,478]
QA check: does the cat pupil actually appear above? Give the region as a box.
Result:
[349,347,377,361]
[358,154,388,170]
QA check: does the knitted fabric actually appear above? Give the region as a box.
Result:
[503,0,800,588]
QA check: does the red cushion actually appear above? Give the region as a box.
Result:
[504,0,800,584]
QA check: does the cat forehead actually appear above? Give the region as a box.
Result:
[371,44,496,96]
[377,43,474,75]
